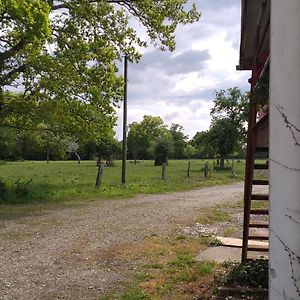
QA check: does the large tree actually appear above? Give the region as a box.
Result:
[0,1,201,140]
[191,130,214,158]
[207,118,241,168]
[211,87,248,135]
[169,123,188,159]
[150,136,174,166]
[208,87,248,166]
[127,115,168,161]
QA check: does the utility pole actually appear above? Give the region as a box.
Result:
[121,54,128,184]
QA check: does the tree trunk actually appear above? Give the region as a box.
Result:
[74,151,81,164]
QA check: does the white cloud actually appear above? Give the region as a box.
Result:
[115,0,251,140]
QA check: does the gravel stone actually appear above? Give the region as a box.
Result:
[0,182,267,299]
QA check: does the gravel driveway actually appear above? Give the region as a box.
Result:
[0,182,253,299]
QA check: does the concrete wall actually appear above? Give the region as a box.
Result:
[270,1,300,299]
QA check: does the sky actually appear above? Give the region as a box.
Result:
[115,0,251,140]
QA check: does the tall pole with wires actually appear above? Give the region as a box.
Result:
[121,54,128,184]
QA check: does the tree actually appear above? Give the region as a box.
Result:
[169,123,188,159]
[206,118,240,167]
[211,87,248,124]
[127,115,168,161]
[0,1,200,140]
[183,144,197,159]
[66,140,81,164]
[150,136,174,166]
[127,122,146,164]
[211,87,248,138]
[0,127,16,160]
[208,87,248,166]
[96,137,121,166]
[191,131,214,158]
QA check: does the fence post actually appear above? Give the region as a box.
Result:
[162,162,167,181]
[95,162,104,188]
[204,161,209,178]
[187,161,191,177]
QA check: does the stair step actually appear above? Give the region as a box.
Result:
[247,254,269,260]
[249,221,269,228]
[250,209,269,215]
[249,233,269,240]
[247,239,269,252]
[252,179,269,185]
[251,194,269,200]
[248,245,269,252]
[255,147,269,152]
[254,163,269,169]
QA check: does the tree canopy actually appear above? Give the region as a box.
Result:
[169,123,188,159]
[0,1,201,141]
[208,87,248,166]
[207,118,241,167]
[127,115,168,161]
[211,87,248,133]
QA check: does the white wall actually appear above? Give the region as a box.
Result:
[270,1,300,299]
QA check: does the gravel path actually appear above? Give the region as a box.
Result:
[0,182,261,299]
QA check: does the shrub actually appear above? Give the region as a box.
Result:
[14,179,32,199]
[223,259,268,288]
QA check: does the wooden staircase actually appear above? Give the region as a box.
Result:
[242,116,269,261]
[239,0,270,262]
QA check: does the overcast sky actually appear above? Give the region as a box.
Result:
[115,0,251,140]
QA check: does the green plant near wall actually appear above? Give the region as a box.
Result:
[222,259,268,289]
[252,69,269,108]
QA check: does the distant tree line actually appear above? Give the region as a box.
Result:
[0,88,248,166]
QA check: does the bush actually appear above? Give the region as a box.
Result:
[14,179,32,199]
[151,137,174,166]
[223,259,268,289]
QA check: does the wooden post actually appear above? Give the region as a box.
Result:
[96,155,101,166]
[204,161,209,178]
[231,159,234,176]
[187,161,191,177]
[162,162,166,181]
[121,54,128,184]
[95,163,104,188]
[46,146,50,163]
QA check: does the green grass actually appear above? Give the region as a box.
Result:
[197,207,233,224]
[0,159,246,219]
[0,159,245,202]
[100,235,216,300]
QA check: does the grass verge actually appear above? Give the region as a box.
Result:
[99,235,217,300]
[0,159,246,219]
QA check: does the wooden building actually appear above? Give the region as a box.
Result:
[238,1,300,298]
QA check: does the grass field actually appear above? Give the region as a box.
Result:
[0,159,246,206]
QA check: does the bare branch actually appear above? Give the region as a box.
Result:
[0,39,27,62]
[0,64,26,86]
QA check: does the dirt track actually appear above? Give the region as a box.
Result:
[0,182,255,299]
